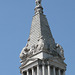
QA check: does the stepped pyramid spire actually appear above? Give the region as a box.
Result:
[19,0,66,75]
[20,0,57,60]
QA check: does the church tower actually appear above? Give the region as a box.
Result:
[19,0,67,75]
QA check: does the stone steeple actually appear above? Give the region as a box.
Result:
[20,0,57,60]
[19,0,66,75]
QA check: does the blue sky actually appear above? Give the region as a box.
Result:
[0,0,75,75]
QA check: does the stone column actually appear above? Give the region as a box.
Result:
[27,70,29,75]
[47,63,50,75]
[53,66,56,75]
[22,73,24,75]
[37,65,39,75]
[58,69,61,75]
[42,62,45,75]
[32,67,34,75]
[63,71,65,75]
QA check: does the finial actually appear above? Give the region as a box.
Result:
[35,0,43,14]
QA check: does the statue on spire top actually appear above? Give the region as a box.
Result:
[35,0,42,6]
[35,0,43,14]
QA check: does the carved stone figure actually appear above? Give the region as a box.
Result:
[20,46,30,60]
[36,36,44,50]
[56,43,64,58]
